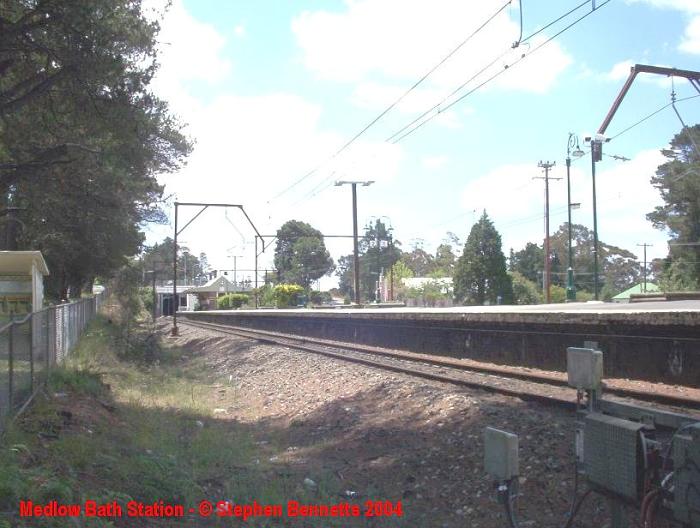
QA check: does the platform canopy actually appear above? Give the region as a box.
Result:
[0,251,49,275]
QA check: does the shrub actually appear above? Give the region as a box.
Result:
[216,293,249,310]
[273,284,304,308]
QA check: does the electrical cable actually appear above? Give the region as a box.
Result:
[390,0,614,144]
[607,94,700,142]
[267,0,512,203]
[281,0,614,214]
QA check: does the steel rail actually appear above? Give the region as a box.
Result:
[178,318,700,411]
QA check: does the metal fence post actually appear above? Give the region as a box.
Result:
[45,309,51,380]
[8,321,14,411]
[29,313,34,394]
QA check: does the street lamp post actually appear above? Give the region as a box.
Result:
[566,134,585,301]
[335,180,374,305]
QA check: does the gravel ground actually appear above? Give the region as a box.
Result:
[169,322,614,528]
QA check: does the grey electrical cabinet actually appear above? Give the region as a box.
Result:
[583,413,644,500]
[484,427,519,481]
[672,424,700,526]
[567,347,603,391]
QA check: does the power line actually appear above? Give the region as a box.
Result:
[389,0,614,144]
[276,0,615,219]
[386,0,596,144]
[608,94,700,141]
[267,0,512,204]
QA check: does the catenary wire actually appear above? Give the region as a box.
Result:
[608,94,700,141]
[386,0,599,144]
[390,0,614,144]
[267,0,513,204]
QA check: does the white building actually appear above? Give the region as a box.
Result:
[0,251,49,315]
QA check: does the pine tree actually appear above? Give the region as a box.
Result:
[647,124,700,289]
[454,211,513,305]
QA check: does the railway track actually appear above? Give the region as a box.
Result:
[178,318,700,413]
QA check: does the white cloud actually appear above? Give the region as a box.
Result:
[602,60,673,88]
[148,0,232,98]
[606,60,635,81]
[140,1,405,272]
[680,15,700,53]
[421,155,449,170]
[292,0,572,94]
[625,0,700,13]
[458,150,668,260]
[234,24,246,38]
[626,0,700,55]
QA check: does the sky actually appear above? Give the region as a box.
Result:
[142,0,700,288]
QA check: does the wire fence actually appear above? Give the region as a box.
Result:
[0,292,106,433]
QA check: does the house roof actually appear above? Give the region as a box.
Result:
[0,251,49,276]
[184,275,234,294]
[612,282,660,299]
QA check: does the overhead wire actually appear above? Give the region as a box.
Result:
[390,0,614,144]
[607,94,700,141]
[267,0,513,204]
[272,0,616,224]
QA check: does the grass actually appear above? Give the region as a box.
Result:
[0,315,348,528]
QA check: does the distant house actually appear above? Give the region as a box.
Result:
[612,283,660,303]
[184,276,236,311]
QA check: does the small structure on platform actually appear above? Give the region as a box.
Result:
[154,285,195,317]
[184,276,235,311]
[0,251,49,315]
[612,282,660,303]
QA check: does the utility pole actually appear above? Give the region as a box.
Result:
[335,180,374,305]
[637,243,652,292]
[535,161,560,303]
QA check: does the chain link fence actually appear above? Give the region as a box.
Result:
[0,292,106,432]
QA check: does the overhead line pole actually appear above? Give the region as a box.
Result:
[172,202,263,335]
[335,180,374,305]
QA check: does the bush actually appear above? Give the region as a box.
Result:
[309,290,332,305]
[273,284,304,308]
[216,293,249,310]
[510,272,543,305]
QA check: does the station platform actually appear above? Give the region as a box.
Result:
[180,301,700,387]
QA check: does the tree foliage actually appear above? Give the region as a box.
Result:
[453,212,513,305]
[139,238,208,286]
[510,271,542,305]
[274,220,334,289]
[336,219,400,302]
[647,124,700,289]
[1,0,192,298]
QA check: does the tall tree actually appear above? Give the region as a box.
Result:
[647,124,700,289]
[511,242,544,284]
[548,223,639,295]
[432,243,457,276]
[2,0,191,298]
[453,211,513,305]
[274,220,333,289]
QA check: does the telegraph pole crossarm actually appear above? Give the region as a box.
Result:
[637,243,653,293]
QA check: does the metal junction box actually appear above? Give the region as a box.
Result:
[583,413,643,500]
[672,424,700,526]
[567,347,603,391]
[484,427,519,481]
